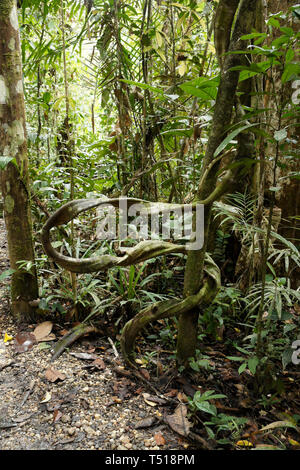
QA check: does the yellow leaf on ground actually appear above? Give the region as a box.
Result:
[289,439,300,447]
[236,440,253,447]
[4,332,13,343]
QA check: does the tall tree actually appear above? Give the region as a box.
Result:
[0,0,38,319]
[176,0,259,364]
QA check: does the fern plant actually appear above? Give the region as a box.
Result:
[245,276,300,320]
[213,191,256,243]
[213,192,300,283]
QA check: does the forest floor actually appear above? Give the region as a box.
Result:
[0,218,300,451]
[0,218,190,451]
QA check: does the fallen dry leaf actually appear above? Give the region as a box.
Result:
[258,421,298,432]
[143,393,158,407]
[40,334,56,342]
[33,321,53,342]
[165,389,178,398]
[139,368,150,381]
[59,329,69,336]
[134,416,157,429]
[40,391,52,404]
[69,352,96,360]
[92,358,105,369]
[14,332,37,353]
[111,396,122,404]
[12,413,32,423]
[142,393,167,407]
[177,392,188,403]
[83,357,106,371]
[165,404,192,437]
[234,383,245,393]
[53,410,62,423]
[44,368,66,383]
[154,432,166,446]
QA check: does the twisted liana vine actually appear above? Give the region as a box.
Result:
[42,197,220,366]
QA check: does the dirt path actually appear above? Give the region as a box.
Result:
[0,218,189,451]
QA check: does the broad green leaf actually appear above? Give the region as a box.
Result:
[180,83,215,100]
[161,128,193,137]
[120,79,164,95]
[201,391,226,400]
[282,63,300,83]
[155,47,166,62]
[268,17,280,28]
[286,49,295,62]
[0,269,15,281]
[239,70,261,82]
[42,91,51,104]
[194,400,217,416]
[213,123,258,158]
[282,348,293,369]
[240,32,267,40]
[226,356,245,362]
[248,356,259,375]
[180,76,219,101]
[238,362,247,374]
[0,156,17,170]
[279,27,294,37]
[52,96,65,111]
[230,62,270,74]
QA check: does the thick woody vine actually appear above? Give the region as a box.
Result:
[41,197,221,367]
[41,0,260,368]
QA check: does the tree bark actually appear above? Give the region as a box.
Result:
[264,0,300,287]
[0,0,39,318]
[176,0,259,364]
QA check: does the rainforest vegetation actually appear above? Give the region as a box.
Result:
[0,0,299,451]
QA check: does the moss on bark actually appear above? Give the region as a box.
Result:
[0,0,38,319]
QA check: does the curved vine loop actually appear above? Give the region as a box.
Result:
[42,198,220,365]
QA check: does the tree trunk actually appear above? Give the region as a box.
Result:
[0,0,39,319]
[176,0,259,364]
[264,0,300,287]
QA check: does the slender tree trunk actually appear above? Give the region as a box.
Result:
[0,0,39,319]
